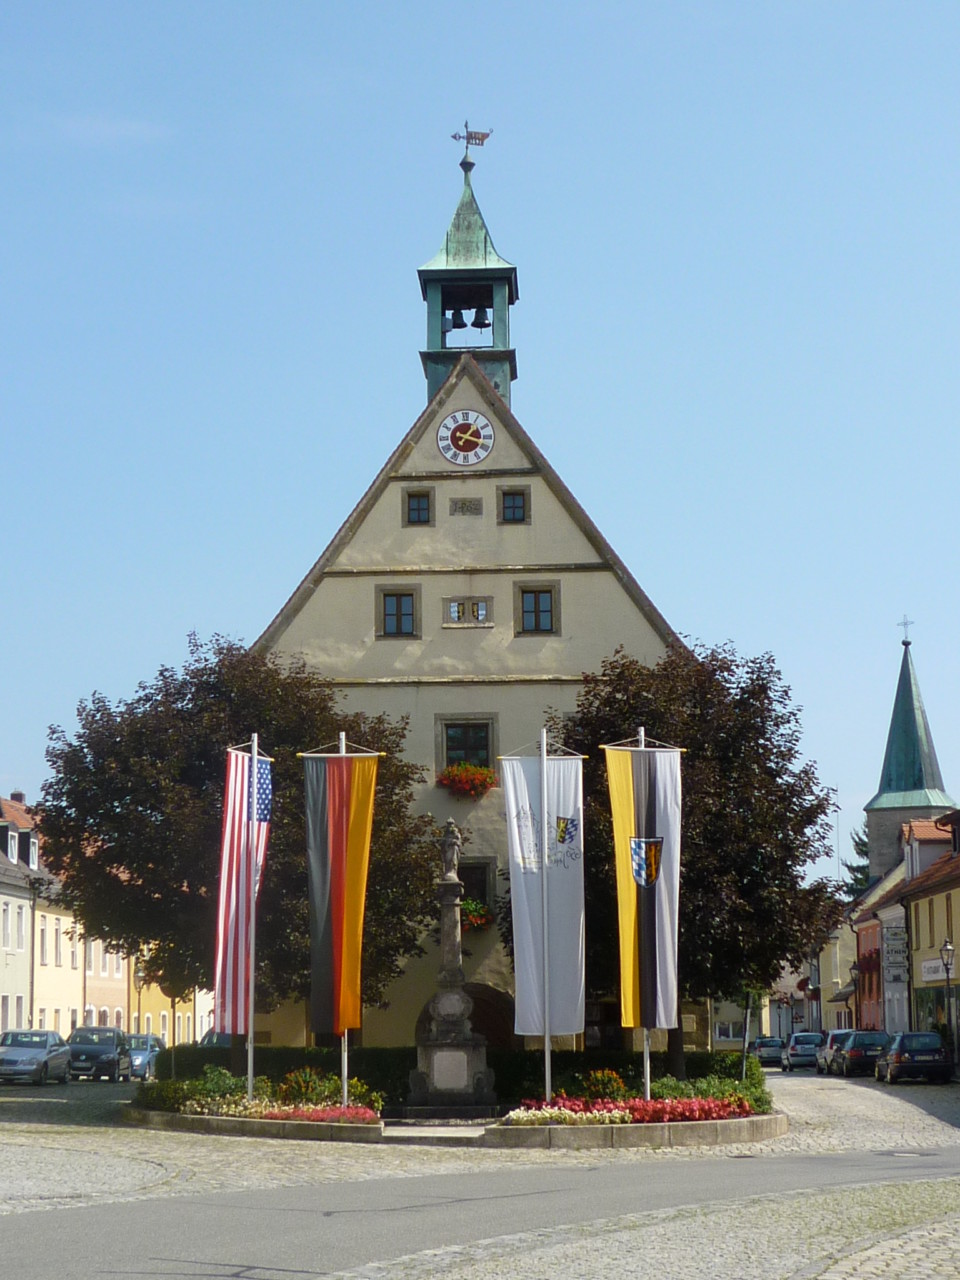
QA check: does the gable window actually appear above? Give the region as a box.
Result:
[376,586,421,638]
[7,832,16,863]
[514,582,560,635]
[29,837,38,871]
[443,596,493,627]
[498,486,531,525]
[403,488,434,526]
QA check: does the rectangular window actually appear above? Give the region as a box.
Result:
[403,489,433,526]
[460,859,496,908]
[28,837,38,871]
[100,944,108,976]
[39,915,48,965]
[85,940,94,975]
[1,903,9,949]
[515,583,559,634]
[54,1008,61,1033]
[376,586,421,638]
[0,994,7,1031]
[70,1008,78,1031]
[37,1008,46,1029]
[115,951,122,977]
[71,933,78,969]
[913,903,920,949]
[444,722,491,769]
[443,596,493,626]
[498,486,531,524]
[15,995,23,1026]
[16,906,25,951]
[7,832,16,863]
[928,898,935,948]
[55,919,62,966]
[947,893,954,944]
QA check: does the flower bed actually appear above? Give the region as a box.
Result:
[504,1093,754,1125]
[138,1065,382,1124]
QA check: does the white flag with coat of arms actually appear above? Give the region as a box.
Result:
[501,756,585,1036]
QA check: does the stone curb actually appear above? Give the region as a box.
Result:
[122,1106,385,1143]
[481,1110,788,1149]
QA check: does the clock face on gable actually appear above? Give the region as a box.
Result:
[436,410,495,466]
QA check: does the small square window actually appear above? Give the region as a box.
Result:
[460,860,497,908]
[445,722,491,768]
[376,586,421,639]
[498,486,531,525]
[515,584,559,634]
[404,490,433,525]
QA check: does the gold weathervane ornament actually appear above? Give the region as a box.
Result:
[451,120,493,153]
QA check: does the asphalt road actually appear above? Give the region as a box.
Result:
[2,1071,960,1279]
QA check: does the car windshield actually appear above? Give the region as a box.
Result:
[128,1036,151,1049]
[855,1033,888,1046]
[70,1030,115,1045]
[794,1034,821,1045]
[0,1032,47,1048]
[901,1033,943,1051]
[758,1038,782,1047]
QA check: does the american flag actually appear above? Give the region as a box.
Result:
[213,749,272,1035]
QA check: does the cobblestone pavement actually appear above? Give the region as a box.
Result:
[2,1072,960,1277]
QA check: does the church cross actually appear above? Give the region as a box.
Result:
[898,613,915,642]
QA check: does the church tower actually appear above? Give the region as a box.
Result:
[864,638,954,878]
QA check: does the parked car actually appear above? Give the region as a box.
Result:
[750,1037,785,1066]
[198,1029,233,1048]
[875,1032,953,1085]
[0,1029,71,1084]
[816,1029,852,1075]
[67,1027,132,1081]
[128,1034,166,1080]
[781,1031,824,1071]
[834,1030,889,1077]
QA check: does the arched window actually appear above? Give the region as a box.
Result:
[160,1011,168,1040]
[114,1008,123,1029]
[185,1014,192,1042]
[145,1013,152,1034]
[84,1004,95,1025]
[98,1007,109,1027]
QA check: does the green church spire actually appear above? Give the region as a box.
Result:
[418,148,518,405]
[865,640,954,812]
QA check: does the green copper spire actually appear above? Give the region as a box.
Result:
[418,152,518,405]
[865,641,955,812]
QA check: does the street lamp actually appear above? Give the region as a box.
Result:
[133,963,146,1039]
[939,939,955,1060]
[849,961,860,1029]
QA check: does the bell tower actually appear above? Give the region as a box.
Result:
[419,133,518,406]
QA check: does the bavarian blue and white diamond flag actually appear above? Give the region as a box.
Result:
[502,755,585,1036]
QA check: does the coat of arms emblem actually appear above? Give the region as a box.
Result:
[630,836,663,887]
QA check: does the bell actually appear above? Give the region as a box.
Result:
[450,309,467,330]
[471,306,491,330]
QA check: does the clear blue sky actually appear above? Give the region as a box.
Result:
[3,3,958,882]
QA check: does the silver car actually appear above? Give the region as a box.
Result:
[0,1029,71,1084]
[780,1030,824,1071]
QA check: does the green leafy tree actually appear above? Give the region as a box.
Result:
[839,822,872,902]
[38,636,437,1009]
[552,643,844,1008]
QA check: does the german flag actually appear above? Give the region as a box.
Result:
[304,755,379,1035]
[604,746,681,1030]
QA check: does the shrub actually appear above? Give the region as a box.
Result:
[276,1067,383,1114]
[577,1068,629,1102]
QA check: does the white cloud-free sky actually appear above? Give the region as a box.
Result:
[3,3,958,881]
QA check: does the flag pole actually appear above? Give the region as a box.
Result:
[639,725,651,1103]
[247,732,258,1102]
[339,729,349,1110]
[540,727,552,1102]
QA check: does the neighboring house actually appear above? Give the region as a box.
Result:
[899,833,960,1038]
[32,884,84,1037]
[257,152,677,1049]
[0,793,37,1030]
[82,936,130,1030]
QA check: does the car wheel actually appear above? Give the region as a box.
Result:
[887,1070,899,1084]
[37,1063,48,1086]
[109,1064,119,1083]
[781,1064,787,1072]
[144,1062,154,1081]
[843,1062,851,1078]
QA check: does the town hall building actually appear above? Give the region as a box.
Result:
[258,146,676,1047]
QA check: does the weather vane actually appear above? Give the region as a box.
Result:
[898,613,915,643]
[451,120,493,154]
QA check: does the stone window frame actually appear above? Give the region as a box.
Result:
[441,595,495,628]
[459,857,499,909]
[402,486,435,528]
[513,580,561,635]
[375,584,422,639]
[434,712,499,774]
[497,484,531,525]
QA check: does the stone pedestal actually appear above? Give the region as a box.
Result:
[407,821,496,1117]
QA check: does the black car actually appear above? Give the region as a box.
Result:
[67,1027,132,1081]
[834,1030,889,1077]
[875,1032,953,1085]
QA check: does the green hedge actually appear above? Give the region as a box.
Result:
[156,1045,762,1109]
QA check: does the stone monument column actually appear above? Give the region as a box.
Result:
[407,818,497,1116]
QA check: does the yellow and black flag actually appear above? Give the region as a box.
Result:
[603,746,681,1030]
